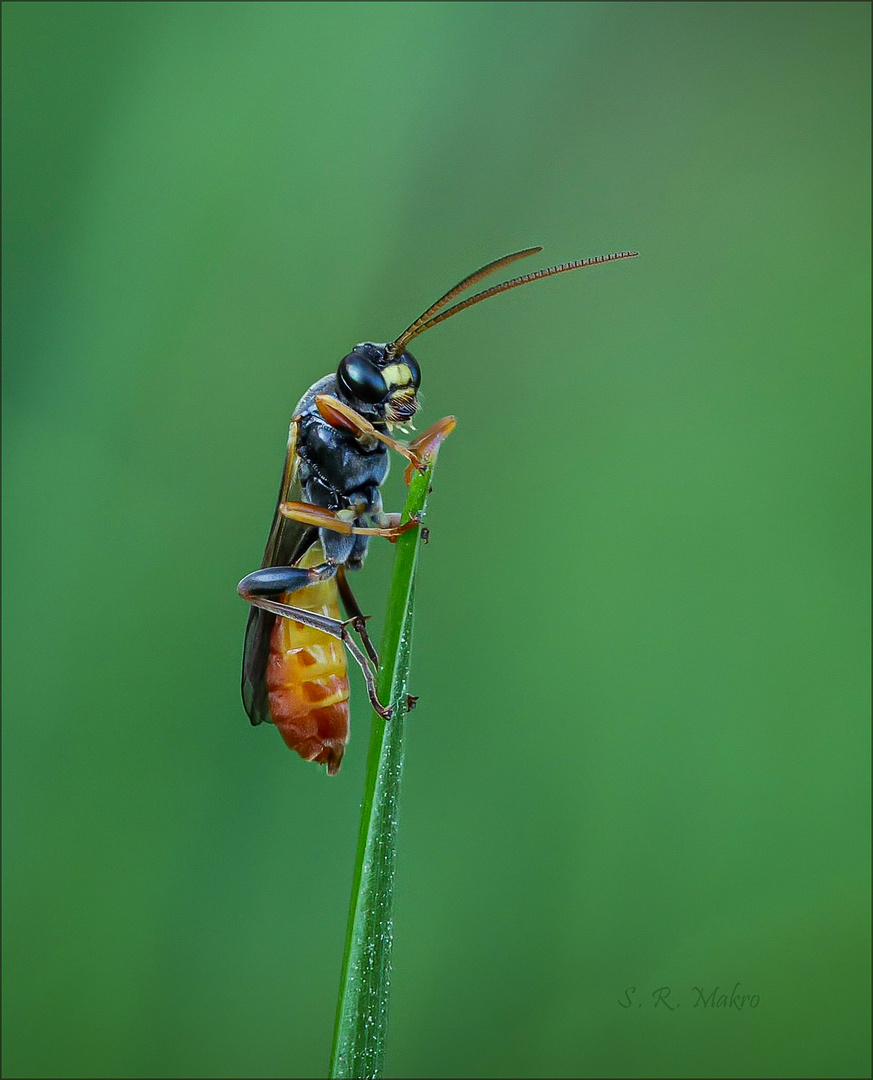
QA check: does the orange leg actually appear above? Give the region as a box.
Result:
[314,394,456,484]
[314,393,428,472]
[403,415,457,484]
[279,500,422,540]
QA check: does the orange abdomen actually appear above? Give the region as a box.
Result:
[266,545,349,774]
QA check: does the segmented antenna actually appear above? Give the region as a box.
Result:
[388,247,542,356]
[390,249,639,350]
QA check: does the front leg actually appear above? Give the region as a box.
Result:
[403,415,457,484]
[315,394,427,472]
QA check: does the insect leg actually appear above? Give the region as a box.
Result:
[337,565,419,714]
[314,393,427,472]
[280,500,422,539]
[237,564,392,720]
[403,415,457,483]
[342,633,392,721]
[348,516,422,539]
[337,565,379,666]
[237,564,344,636]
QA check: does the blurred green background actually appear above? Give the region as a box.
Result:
[2,3,869,1077]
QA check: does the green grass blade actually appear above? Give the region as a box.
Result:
[329,461,437,1080]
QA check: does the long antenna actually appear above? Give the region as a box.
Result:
[388,247,542,356]
[390,249,639,351]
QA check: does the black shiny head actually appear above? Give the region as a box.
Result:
[337,345,389,405]
[336,342,421,424]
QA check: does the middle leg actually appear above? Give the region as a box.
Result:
[279,500,421,539]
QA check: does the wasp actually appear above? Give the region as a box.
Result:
[238,245,638,773]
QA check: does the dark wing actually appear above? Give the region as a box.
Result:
[241,419,317,726]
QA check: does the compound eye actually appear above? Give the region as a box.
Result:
[402,350,421,388]
[337,352,389,404]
